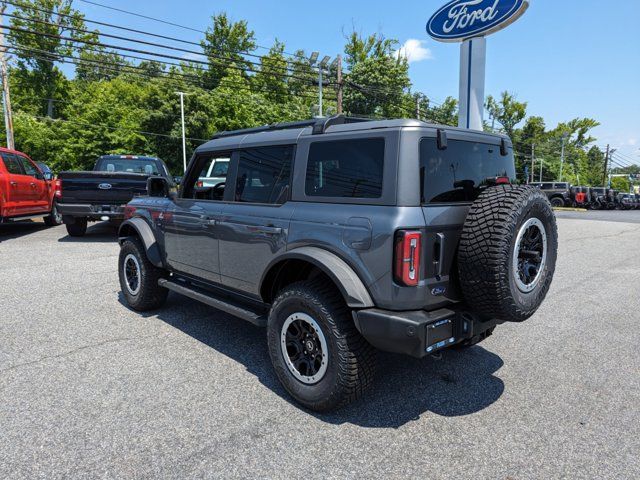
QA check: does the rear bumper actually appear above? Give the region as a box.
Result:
[58,203,125,220]
[353,307,504,358]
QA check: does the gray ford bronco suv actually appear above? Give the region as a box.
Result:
[118,116,558,411]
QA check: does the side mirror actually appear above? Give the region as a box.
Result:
[147,176,170,198]
[43,172,53,181]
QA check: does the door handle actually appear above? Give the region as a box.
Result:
[10,181,17,187]
[250,225,283,235]
[30,182,36,188]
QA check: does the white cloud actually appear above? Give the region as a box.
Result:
[394,39,434,63]
[627,138,637,146]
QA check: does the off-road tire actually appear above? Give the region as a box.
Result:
[267,280,376,412]
[65,217,87,237]
[118,237,168,311]
[43,201,62,226]
[458,185,558,323]
[550,197,565,208]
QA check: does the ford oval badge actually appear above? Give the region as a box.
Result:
[427,0,529,43]
[431,287,447,296]
[98,183,112,190]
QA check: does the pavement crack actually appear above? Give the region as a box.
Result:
[0,336,150,374]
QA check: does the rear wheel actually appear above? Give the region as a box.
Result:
[458,185,558,323]
[118,237,168,311]
[267,280,376,412]
[43,202,62,226]
[65,217,87,237]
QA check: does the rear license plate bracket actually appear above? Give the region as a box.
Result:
[426,318,455,353]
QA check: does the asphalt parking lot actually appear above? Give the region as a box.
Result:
[1,213,639,479]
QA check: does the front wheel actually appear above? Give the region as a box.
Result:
[267,280,376,412]
[550,197,565,208]
[118,238,168,311]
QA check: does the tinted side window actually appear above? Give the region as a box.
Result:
[235,145,293,204]
[19,156,39,177]
[1,154,24,175]
[306,138,384,198]
[542,183,553,189]
[420,138,516,203]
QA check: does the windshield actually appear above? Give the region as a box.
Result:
[95,158,160,175]
[420,138,516,203]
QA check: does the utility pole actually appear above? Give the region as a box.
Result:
[0,7,15,150]
[415,93,421,120]
[530,143,535,183]
[559,133,568,181]
[175,91,187,173]
[317,68,323,117]
[539,156,543,182]
[336,55,343,115]
[603,144,610,187]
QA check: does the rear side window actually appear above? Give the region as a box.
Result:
[235,145,293,204]
[306,138,384,198]
[420,138,516,203]
[1,154,24,175]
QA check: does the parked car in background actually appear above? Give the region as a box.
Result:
[616,193,634,210]
[529,182,570,207]
[197,157,229,187]
[117,116,558,411]
[57,155,174,237]
[589,187,607,209]
[0,147,61,226]
[570,186,591,208]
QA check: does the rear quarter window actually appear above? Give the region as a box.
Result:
[420,138,516,203]
[305,138,385,198]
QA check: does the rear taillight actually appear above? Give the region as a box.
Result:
[394,230,422,287]
[196,180,203,188]
[495,176,511,185]
[123,205,136,219]
[54,179,62,198]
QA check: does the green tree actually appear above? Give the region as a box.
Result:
[611,176,631,192]
[427,97,458,126]
[6,0,96,115]
[201,12,256,90]
[485,91,527,139]
[343,32,412,118]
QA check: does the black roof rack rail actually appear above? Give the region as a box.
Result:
[210,115,372,140]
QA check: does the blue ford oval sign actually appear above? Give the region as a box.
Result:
[427,0,529,43]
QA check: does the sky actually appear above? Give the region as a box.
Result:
[76,0,640,162]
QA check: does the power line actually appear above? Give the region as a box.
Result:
[1,0,287,64]
[3,44,337,104]
[77,0,301,58]
[0,13,317,83]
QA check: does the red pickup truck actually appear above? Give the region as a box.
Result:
[0,147,61,226]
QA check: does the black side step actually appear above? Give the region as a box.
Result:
[158,279,267,327]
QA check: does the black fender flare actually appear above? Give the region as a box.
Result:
[260,246,374,309]
[118,217,163,268]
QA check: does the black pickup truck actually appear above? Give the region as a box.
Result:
[57,155,174,236]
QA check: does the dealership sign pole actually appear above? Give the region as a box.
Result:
[427,0,530,131]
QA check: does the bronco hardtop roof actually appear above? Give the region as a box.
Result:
[197,115,510,152]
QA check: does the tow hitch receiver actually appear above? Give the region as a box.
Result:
[426,318,455,353]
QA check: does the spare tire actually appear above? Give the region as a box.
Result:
[458,185,558,322]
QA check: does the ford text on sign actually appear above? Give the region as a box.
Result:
[427,0,529,42]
